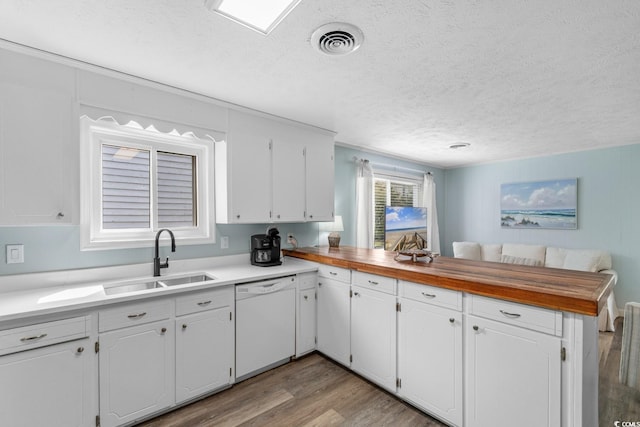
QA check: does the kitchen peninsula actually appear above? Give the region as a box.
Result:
[284,246,613,427]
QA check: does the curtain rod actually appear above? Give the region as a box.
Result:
[353,156,432,176]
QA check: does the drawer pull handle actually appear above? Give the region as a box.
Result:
[368,280,379,285]
[304,295,308,300]
[449,318,455,323]
[329,272,338,276]
[353,292,360,297]
[421,292,436,298]
[499,310,521,318]
[127,312,147,319]
[77,346,85,353]
[20,333,47,342]
[473,325,479,331]
[197,301,212,306]
[161,327,167,334]
[182,324,188,330]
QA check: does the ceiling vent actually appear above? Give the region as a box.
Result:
[311,23,364,56]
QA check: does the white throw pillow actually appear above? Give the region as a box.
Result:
[502,243,546,265]
[452,241,481,261]
[501,254,543,266]
[563,250,603,272]
[545,247,568,269]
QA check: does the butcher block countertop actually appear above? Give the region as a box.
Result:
[283,246,614,316]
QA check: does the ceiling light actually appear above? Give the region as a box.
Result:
[449,143,470,150]
[204,0,302,35]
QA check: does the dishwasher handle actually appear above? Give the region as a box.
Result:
[236,278,291,295]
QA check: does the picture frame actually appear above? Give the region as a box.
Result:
[500,178,577,229]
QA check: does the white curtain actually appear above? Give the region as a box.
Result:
[423,173,441,253]
[355,160,374,248]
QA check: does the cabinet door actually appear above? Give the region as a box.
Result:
[176,307,234,403]
[465,315,561,427]
[272,136,305,222]
[398,299,462,426]
[0,82,73,224]
[305,140,335,221]
[351,285,396,391]
[224,110,272,223]
[0,338,94,427]
[99,320,174,427]
[296,287,317,357]
[317,277,350,366]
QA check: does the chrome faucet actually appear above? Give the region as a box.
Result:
[154,229,176,277]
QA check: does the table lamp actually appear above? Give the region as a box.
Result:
[323,215,344,248]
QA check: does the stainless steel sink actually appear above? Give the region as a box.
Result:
[159,273,217,287]
[103,280,167,295]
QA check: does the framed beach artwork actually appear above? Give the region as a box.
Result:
[500,178,577,229]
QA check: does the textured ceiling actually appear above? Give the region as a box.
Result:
[0,0,639,168]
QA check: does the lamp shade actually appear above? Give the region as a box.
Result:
[321,215,344,232]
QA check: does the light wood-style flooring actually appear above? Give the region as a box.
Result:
[140,317,639,427]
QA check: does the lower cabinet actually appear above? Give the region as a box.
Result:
[296,272,317,357]
[99,319,174,427]
[176,307,233,403]
[397,298,463,426]
[351,284,397,391]
[0,337,94,427]
[465,314,561,427]
[317,276,351,366]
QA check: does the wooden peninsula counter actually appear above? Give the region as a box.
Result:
[284,246,613,316]
[284,245,606,427]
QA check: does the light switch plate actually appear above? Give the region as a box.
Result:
[6,244,24,264]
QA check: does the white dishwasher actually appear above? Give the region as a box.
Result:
[235,275,296,380]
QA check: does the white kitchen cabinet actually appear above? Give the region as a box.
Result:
[397,297,462,426]
[0,316,94,427]
[0,81,74,225]
[304,135,335,221]
[350,284,397,392]
[175,288,234,403]
[317,274,351,366]
[215,110,272,223]
[465,314,561,427]
[98,301,174,427]
[216,109,334,224]
[296,272,317,357]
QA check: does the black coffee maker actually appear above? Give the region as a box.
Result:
[250,227,282,267]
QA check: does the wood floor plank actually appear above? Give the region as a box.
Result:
[300,409,345,427]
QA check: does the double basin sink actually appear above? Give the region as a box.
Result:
[103,273,217,296]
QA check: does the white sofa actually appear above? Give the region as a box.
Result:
[452,241,619,332]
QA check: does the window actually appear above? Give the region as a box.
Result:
[373,174,423,249]
[80,116,215,249]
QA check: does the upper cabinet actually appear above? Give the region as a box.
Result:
[216,109,334,224]
[0,51,76,225]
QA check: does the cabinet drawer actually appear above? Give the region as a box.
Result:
[468,295,563,336]
[0,316,89,356]
[176,286,233,316]
[352,271,396,295]
[400,280,462,311]
[317,264,351,283]
[297,271,317,290]
[99,299,172,332]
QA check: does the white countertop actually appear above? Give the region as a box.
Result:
[0,255,318,325]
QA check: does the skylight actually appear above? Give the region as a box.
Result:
[204,0,302,35]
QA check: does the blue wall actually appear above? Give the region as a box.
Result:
[444,144,640,308]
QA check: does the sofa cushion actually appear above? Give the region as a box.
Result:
[563,249,610,272]
[501,243,546,265]
[545,247,568,269]
[501,254,543,266]
[481,244,503,262]
[452,241,481,261]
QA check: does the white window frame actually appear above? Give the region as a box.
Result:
[80,116,215,250]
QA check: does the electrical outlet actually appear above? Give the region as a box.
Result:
[220,236,229,249]
[6,244,24,264]
[287,233,294,241]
